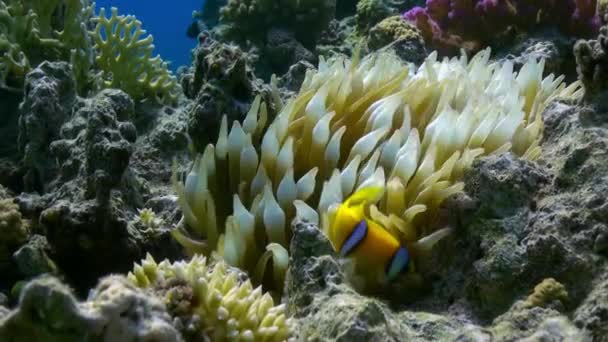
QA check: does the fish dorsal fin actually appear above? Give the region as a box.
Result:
[345,186,384,208]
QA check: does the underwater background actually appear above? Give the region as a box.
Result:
[1,0,608,341]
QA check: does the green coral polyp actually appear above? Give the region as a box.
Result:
[128,254,294,341]
[93,7,180,105]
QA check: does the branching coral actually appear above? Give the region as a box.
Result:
[93,7,181,106]
[0,0,94,92]
[403,0,602,55]
[172,48,582,291]
[128,253,294,341]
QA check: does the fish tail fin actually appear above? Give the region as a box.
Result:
[345,185,385,208]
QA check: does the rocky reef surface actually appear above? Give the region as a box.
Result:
[1,0,608,341]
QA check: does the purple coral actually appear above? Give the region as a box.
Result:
[403,0,602,55]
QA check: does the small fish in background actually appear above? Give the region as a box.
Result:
[325,185,452,284]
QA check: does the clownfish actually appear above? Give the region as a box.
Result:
[326,186,452,282]
[326,186,411,281]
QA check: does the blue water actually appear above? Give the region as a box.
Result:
[94,0,202,71]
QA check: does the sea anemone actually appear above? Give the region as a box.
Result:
[172,48,583,291]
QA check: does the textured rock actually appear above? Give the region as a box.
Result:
[278,60,316,92]
[183,37,272,150]
[497,28,577,81]
[574,269,608,340]
[0,88,22,164]
[0,197,29,276]
[575,21,608,102]
[286,219,460,341]
[316,17,358,58]
[265,28,317,76]
[0,275,181,341]
[219,0,337,46]
[13,234,56,278]
[18,61,77,193]
[35,89,146,291]
[367,15,427,64]
[284,97,608,340]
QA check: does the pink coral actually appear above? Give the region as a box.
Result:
[403,0,601,55]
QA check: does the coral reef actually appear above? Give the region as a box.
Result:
[12,234,56,279]
[15,63,179,290]
[181,37,274,150]
[574,269,608,339]
[93,7,181,106]
[367,15,427,64]
[522,278,568,309]
[0,197,29,275]
[129,253,294,341]
[18,61,77,193]
[315,17,358,58]
[574,19,608,101]
[0,275,181,341]
[356,0,412,33]
[4,1,608,341]
[172,48,581,293]
[496,29,578,81]
[356,0,394,32]
[218,0,337,46]
[39,87,143,289]
[286,218,588,341]
[404,0,602,55]
[265,28,317,76]
[0,0,94,93]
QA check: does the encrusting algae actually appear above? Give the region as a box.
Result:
[171,48,583,292]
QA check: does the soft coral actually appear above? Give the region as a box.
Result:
[403,0,601,55]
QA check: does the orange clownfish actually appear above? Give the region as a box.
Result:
[326,186,412,281]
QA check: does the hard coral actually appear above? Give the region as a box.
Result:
[523,278,568,309]
[128,253,294,341]
[356,0,393,32]
[404,0,602,55]
[172,47,582,291]
[367,15,427,64]
[0,198,29,273]
[93,7,181,106]
[0,0,94,93]
[219,0,336,46]
[574,20,608,100]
